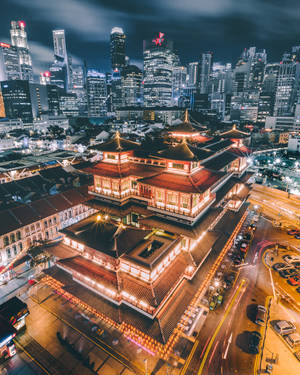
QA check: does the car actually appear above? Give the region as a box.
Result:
[295,234,300,239]
[248,331,262,354]
[243,233,252,241]
[288,276,300,286]
[295,350,300,362]
[273,320,296,335]
[287,229,300,235]
[255,305,267,326]
[293,262,300,268]
[283,254,300,264]
[239,242,249,253]
[296,287,300,294]
[279,269,298,278]
[272,263,286,271]
[249,224,257,231]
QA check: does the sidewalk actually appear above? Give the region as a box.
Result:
[260,301,299,374]
[0,264,35,304]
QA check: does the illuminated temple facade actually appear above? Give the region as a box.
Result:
[50,112,251,339]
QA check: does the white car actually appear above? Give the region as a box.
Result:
[273,320,296,335]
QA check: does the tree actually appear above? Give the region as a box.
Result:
[47,125,65,140]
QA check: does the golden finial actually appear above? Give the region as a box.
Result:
[232,124,237,130]
[184,109,189,123]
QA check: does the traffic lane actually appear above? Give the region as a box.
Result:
[0,351,46,375]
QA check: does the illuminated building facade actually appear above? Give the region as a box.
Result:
[10,21,33,82]
[0,43,21,81]
[0,80,33,123]
[52,30,72,90]
[110,27,126,71]
[143,33,177,107]
[86,69,107,117]
[121,65,143,107]
[47,111,251,346]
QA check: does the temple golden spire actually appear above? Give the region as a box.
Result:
[114,131,121,149]
[232,124,237,130]
[184,109,189,123]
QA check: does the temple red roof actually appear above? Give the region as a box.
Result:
[90,131,140,152]
[85,162,163,179]
[157,139,198,161]
[140,168,225,193]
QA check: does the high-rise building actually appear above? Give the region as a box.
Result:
[187,62,199,87]
[274,61,300,116]
[59,93,79,117]
[110,27,126,71]
[86,69,107,117]
[257,92,275,123]
[0,42,21,81]
[46,84,63,116]
[71,65,87,116]
[10,21,33,82]
[111,70,123,111]
[172,66,187,105]
[143,32,177,107]
[1,79,33,122]
[29,83,49,118]
[121,65,143,107]
[198,52,213,94]
[262,63,280,93]
[49,55,67,90]
[52,30,72,90]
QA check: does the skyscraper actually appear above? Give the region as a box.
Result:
[143,32,177,107]
[110,27,126,71]
[274,61,300,116]
[187,62,199,87]
[198,52,213,94]
[10,21,33,82]
[71,65,87,116]
[0,42,21,81]
[1,79,33,122]
[52,30,72,90]
[172,66,187,105]
[121,65,143,107]
[86,69,107,117]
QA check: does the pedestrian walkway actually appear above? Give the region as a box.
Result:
[0,265,34,304]
[14,333,67,375]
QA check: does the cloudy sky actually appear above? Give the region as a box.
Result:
[1,0,300,75]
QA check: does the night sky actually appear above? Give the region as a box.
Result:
[1,0,300,75]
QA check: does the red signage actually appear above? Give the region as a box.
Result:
[152,32,165,46]
[18,21,26,28]
[0,42,11,48]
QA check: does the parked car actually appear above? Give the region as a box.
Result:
[273,320,296,335]
[287,229,300,235]
[255,305,267,326]
[295,234,300,239]
[239,242,249,253]
[296,286,300,294]
[248,331,261,354]
[286,333,300,348]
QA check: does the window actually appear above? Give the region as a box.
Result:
[192,195,198,207]
[36,222,40,230]
[44,221,48,229]
[156,189,164,202]
[30,225,35,233]
[172,163,184,170]
[4,236,9,246]
[13,245,17,256]
[10,233,15,243]
[181,195,189,209]
[107,154,116,160]
[16,231,21,241]
[6,248,11,259]
[19,242,23,251]
[48,219,52,226]
[167,192,177,205]
[54,216,57,224]
[102,179,110,189]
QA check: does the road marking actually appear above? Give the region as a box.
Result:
[14,340,51,375]
[197,279,247,375]
[30,296,143,375]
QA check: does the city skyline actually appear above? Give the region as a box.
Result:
[1,0,300,75]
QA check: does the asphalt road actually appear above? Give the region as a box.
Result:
[182,214,300,375]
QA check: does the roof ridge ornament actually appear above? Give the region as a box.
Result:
[184,109,189,123]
